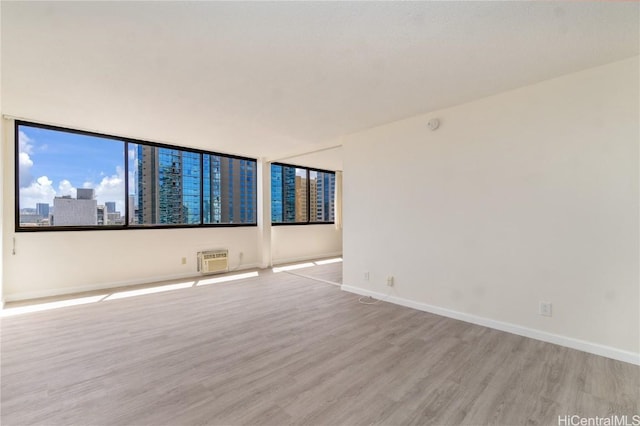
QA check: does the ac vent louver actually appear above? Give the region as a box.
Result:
[197,249,229,274]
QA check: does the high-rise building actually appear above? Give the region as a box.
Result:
[221,157,256,223]
[97,205,107,225]
[271,166,283,222]
[128,195,136,224]
[137,145,157,224]
[36,203,50,219]
[105,202,116,213]
[309,179,317,221]
[138,147,255,225]
[295,175,308,222]
[270,164,297,222]
[283,167,296,221]
[203,155,256,224]
[137,146,200,225]
[53,194,97,226]
[314,172,335,222]
[76,188,95,200]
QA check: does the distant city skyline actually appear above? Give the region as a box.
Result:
[19,124,126,214]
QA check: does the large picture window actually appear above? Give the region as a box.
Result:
[271,163,335,225]
[15,121,257,230]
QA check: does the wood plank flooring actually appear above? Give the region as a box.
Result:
[1,263,638,425]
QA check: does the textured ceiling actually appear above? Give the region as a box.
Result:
[2,1,638,168]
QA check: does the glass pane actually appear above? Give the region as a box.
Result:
[17,124,125,228]
[133,144,201,225]
[204,155,256,224]
[310,171,336,222]
[271,165,283,223]
[271,165,308,223]
[294,168,308,222]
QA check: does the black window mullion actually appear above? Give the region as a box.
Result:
[124,141,129,228]
[199,153,204,225]
[307,168,311,224]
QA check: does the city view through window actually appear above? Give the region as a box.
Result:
[17,123,335,230]
[17,123,257,228]
[271,164,336,224]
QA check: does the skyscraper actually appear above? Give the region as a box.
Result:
[105,202,116,213]
[314,172,335,222]
[283,167,296,221]
[222,158,255,224]
[271,165,283,222]
[36,203,50,219]
[137,145,200,225]
[203,155,256,224]
[137,145,157,225]
[295,175,308,222]
[138,146,255,225]
[270,164,298,222]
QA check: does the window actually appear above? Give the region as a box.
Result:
[202,154,257,224]
[131,144,202,225]
[15,121,257,230]
[309,170,336,223]
[271,163,335,225]
[17,123,126,228]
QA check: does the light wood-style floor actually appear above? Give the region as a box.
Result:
[1,262,638,425]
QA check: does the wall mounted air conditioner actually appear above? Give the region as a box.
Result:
[197,249,229,274]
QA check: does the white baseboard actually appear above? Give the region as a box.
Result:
[341,285,640,366]
[3,263,261,303]
[272,252,343,266]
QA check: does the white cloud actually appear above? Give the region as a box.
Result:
[58,180,77,198]
[94,167,126,213]
[20,176,56,211]
[18,152,34,188]
[18,131,35,187]
[18,131,34,155]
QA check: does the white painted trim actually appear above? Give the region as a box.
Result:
[272,251,343,266]
[3,263,261,303]
[341,285,640,366]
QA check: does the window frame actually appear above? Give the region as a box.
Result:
[14,120,258,232]
[270,162,336,226]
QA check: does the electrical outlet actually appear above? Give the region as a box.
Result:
[539,301,552,317]
[181,257,187,265]
[387,276,394,287]
[364,272,370,281]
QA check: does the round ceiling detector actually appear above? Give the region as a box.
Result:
[427,118,440,131]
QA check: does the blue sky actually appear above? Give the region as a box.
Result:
[19,125,126,212]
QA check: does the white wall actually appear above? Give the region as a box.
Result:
[271,225,342,265]
[2,225,261,301]
[342,57,639,362]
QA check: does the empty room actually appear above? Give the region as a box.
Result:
[1,1,638,425]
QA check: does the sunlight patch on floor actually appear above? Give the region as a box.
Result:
[3,258,339,316]
[272,258,342,273]
[272,262,316,273]
[104,281,195,301]
[1,294,108,317]
[197,271,259,286]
